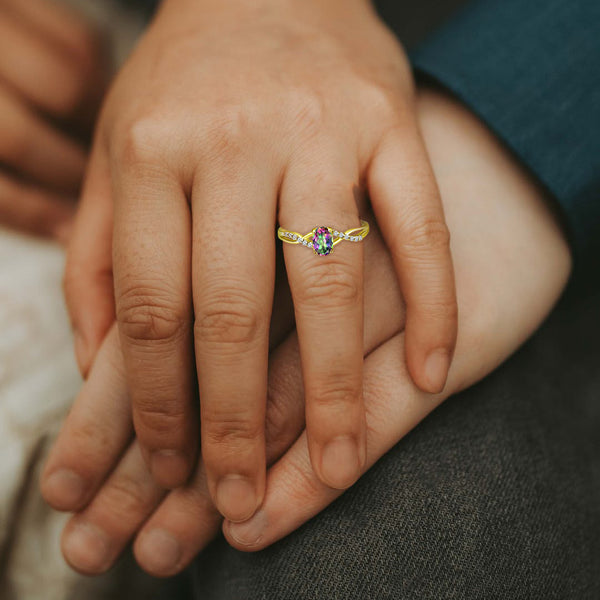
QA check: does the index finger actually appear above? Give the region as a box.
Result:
[112,156,196,489]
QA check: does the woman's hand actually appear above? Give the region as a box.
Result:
[42,86,571,576]
[63,0,458,514]
[0,0,107,240]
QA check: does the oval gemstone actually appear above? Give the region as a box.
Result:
[312,226,333,256]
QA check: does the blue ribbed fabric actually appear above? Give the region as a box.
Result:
[410,0,600,288]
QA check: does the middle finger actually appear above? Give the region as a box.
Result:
[192,150,278,524]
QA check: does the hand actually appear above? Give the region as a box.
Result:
[0,0,108,241]
[64,0,459,514]
[42,86,571,576]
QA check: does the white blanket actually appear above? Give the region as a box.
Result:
[0,229,83,598]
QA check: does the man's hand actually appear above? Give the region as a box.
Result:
[63,0,458,517]
[0,0,108,241]
[42,86,571,576]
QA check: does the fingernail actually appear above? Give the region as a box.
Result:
[216,475,258,522]
[63,521,111,573]
[136,528,182,575]
[424,349,450,393]
[320,436,361,489]
[150,450,189,488]
[43,469,86,509]
[227,510,268,546]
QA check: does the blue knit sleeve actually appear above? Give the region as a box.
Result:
[410,0,600,289]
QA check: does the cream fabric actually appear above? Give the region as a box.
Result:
[0,231,80,599]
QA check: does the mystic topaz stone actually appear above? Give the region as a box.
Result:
[312,226,333,256]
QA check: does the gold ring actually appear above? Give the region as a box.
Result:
[277,220,370,256]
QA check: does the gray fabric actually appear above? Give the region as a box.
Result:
[192,290,600,599]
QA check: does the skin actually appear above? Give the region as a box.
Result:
[63,0,459,515]
[41,87,572,577]
[0,0,108,241]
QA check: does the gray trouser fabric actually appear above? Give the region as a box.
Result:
[192,291,600,599]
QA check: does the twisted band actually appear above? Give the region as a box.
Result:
[277,220,370,256]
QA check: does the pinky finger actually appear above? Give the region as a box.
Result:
[0,171,74,242]
[368,125,457,393]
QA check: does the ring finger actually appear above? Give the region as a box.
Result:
[279,145,366,490]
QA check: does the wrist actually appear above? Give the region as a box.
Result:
[418,84,572,253]
[417,83,572,301]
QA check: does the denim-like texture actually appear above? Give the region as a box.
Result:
[192,291,600,599]
[410,0,600,290]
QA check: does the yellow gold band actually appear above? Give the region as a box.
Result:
[277,220,370,256]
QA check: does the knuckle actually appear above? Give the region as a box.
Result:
[68,421,113,465]
[362,84,405,122]
[202,104,252,159]
[308,377,361,408]
[204,414,263,447]
[418,296,459,325]
[102,474,151,516]
[117,284,188,344]
[296,260,360,310]
[287,89,326,138]
[195,289,265,348]
[403,217,451,255]
[135,405,187,438]
[113,117,167,165]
